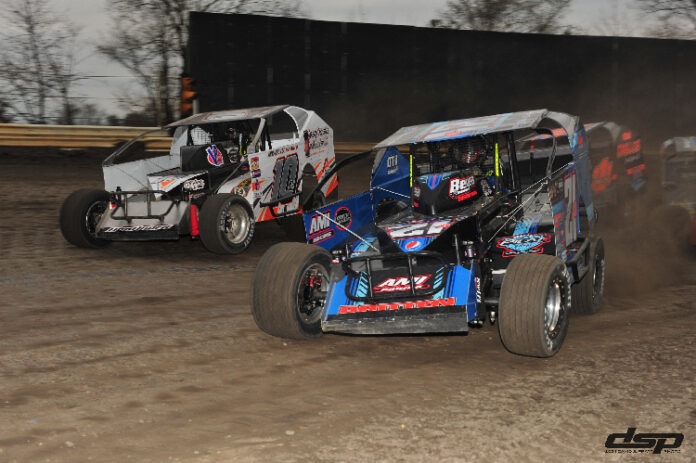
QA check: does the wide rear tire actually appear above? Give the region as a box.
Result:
[252,243,331,339]
[199,194,255,254]
[59,189,111,249]
[498,254,571,357]
[572,237,605,315]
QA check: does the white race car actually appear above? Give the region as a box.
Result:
[59,105,338,254]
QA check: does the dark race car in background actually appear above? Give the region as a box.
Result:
[517,121,645,219]
[252,109,605,358]
[59,105,337,254]
[659,137,696,247]
[584,121,646,208]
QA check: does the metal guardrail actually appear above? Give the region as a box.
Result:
[0,123,375,153]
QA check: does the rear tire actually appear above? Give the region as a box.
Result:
[572,237,605,315]
[498,254,571,357]
[199,194,254,254]
[252,243,331,339]
[59,189,111,249]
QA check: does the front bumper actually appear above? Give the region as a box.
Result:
[97,223,180,241]
[323,309,469,335]
[96,192,188,241]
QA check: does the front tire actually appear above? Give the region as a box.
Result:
[498,254,571,357]
[572,237,605,315]
[252,243,331,339]
[199,194,255,254]
[59,189,111,249]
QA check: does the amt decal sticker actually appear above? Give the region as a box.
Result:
[308,212,335,244]
[373,275,431,294]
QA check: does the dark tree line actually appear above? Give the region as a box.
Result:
[0,0,79,123]
[429,0,573,33]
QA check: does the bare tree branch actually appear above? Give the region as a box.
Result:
[0,0,81,123]
[637,0,696,38]
[99,0,308,125]
[429,0,572,34]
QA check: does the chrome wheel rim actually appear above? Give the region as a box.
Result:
[544,280,562,339]
[221,203,250,244]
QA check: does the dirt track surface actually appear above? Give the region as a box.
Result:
[0,152,694,462]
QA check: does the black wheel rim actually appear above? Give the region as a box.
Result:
[592,250,606,306]
[85,201,107,238]
[296,262,328,325]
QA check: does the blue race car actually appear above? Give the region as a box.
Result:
[252,110,606,358]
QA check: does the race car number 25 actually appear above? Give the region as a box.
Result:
[387,220,452,238]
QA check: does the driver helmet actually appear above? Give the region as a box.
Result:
[453,137,486,167]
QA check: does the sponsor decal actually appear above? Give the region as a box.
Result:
[250,156,261,178]
[304,127,331,155]
[373,275,431,294]
[605,428,683,454]
[616,139,641,158]
[413,185,421,199]
[592,158,617,193]
[269,143,300,157]
[475,276,482,304]
[334,206,352,229]
[159,178,176,189]
[102,224,175,233]
[386,154,399,174]
[231,177,251,196]
[448,175,477,202]
[479,178,493,196]
[424,174,445,190]
[183,178,206,192]
[338,297,456,314]
[308,212,334,244]
[206,144,225,167]
[404,239,424,251]
[496,233,552,258]
[626,163,646,176]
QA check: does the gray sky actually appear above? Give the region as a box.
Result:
[44,0,645,118]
